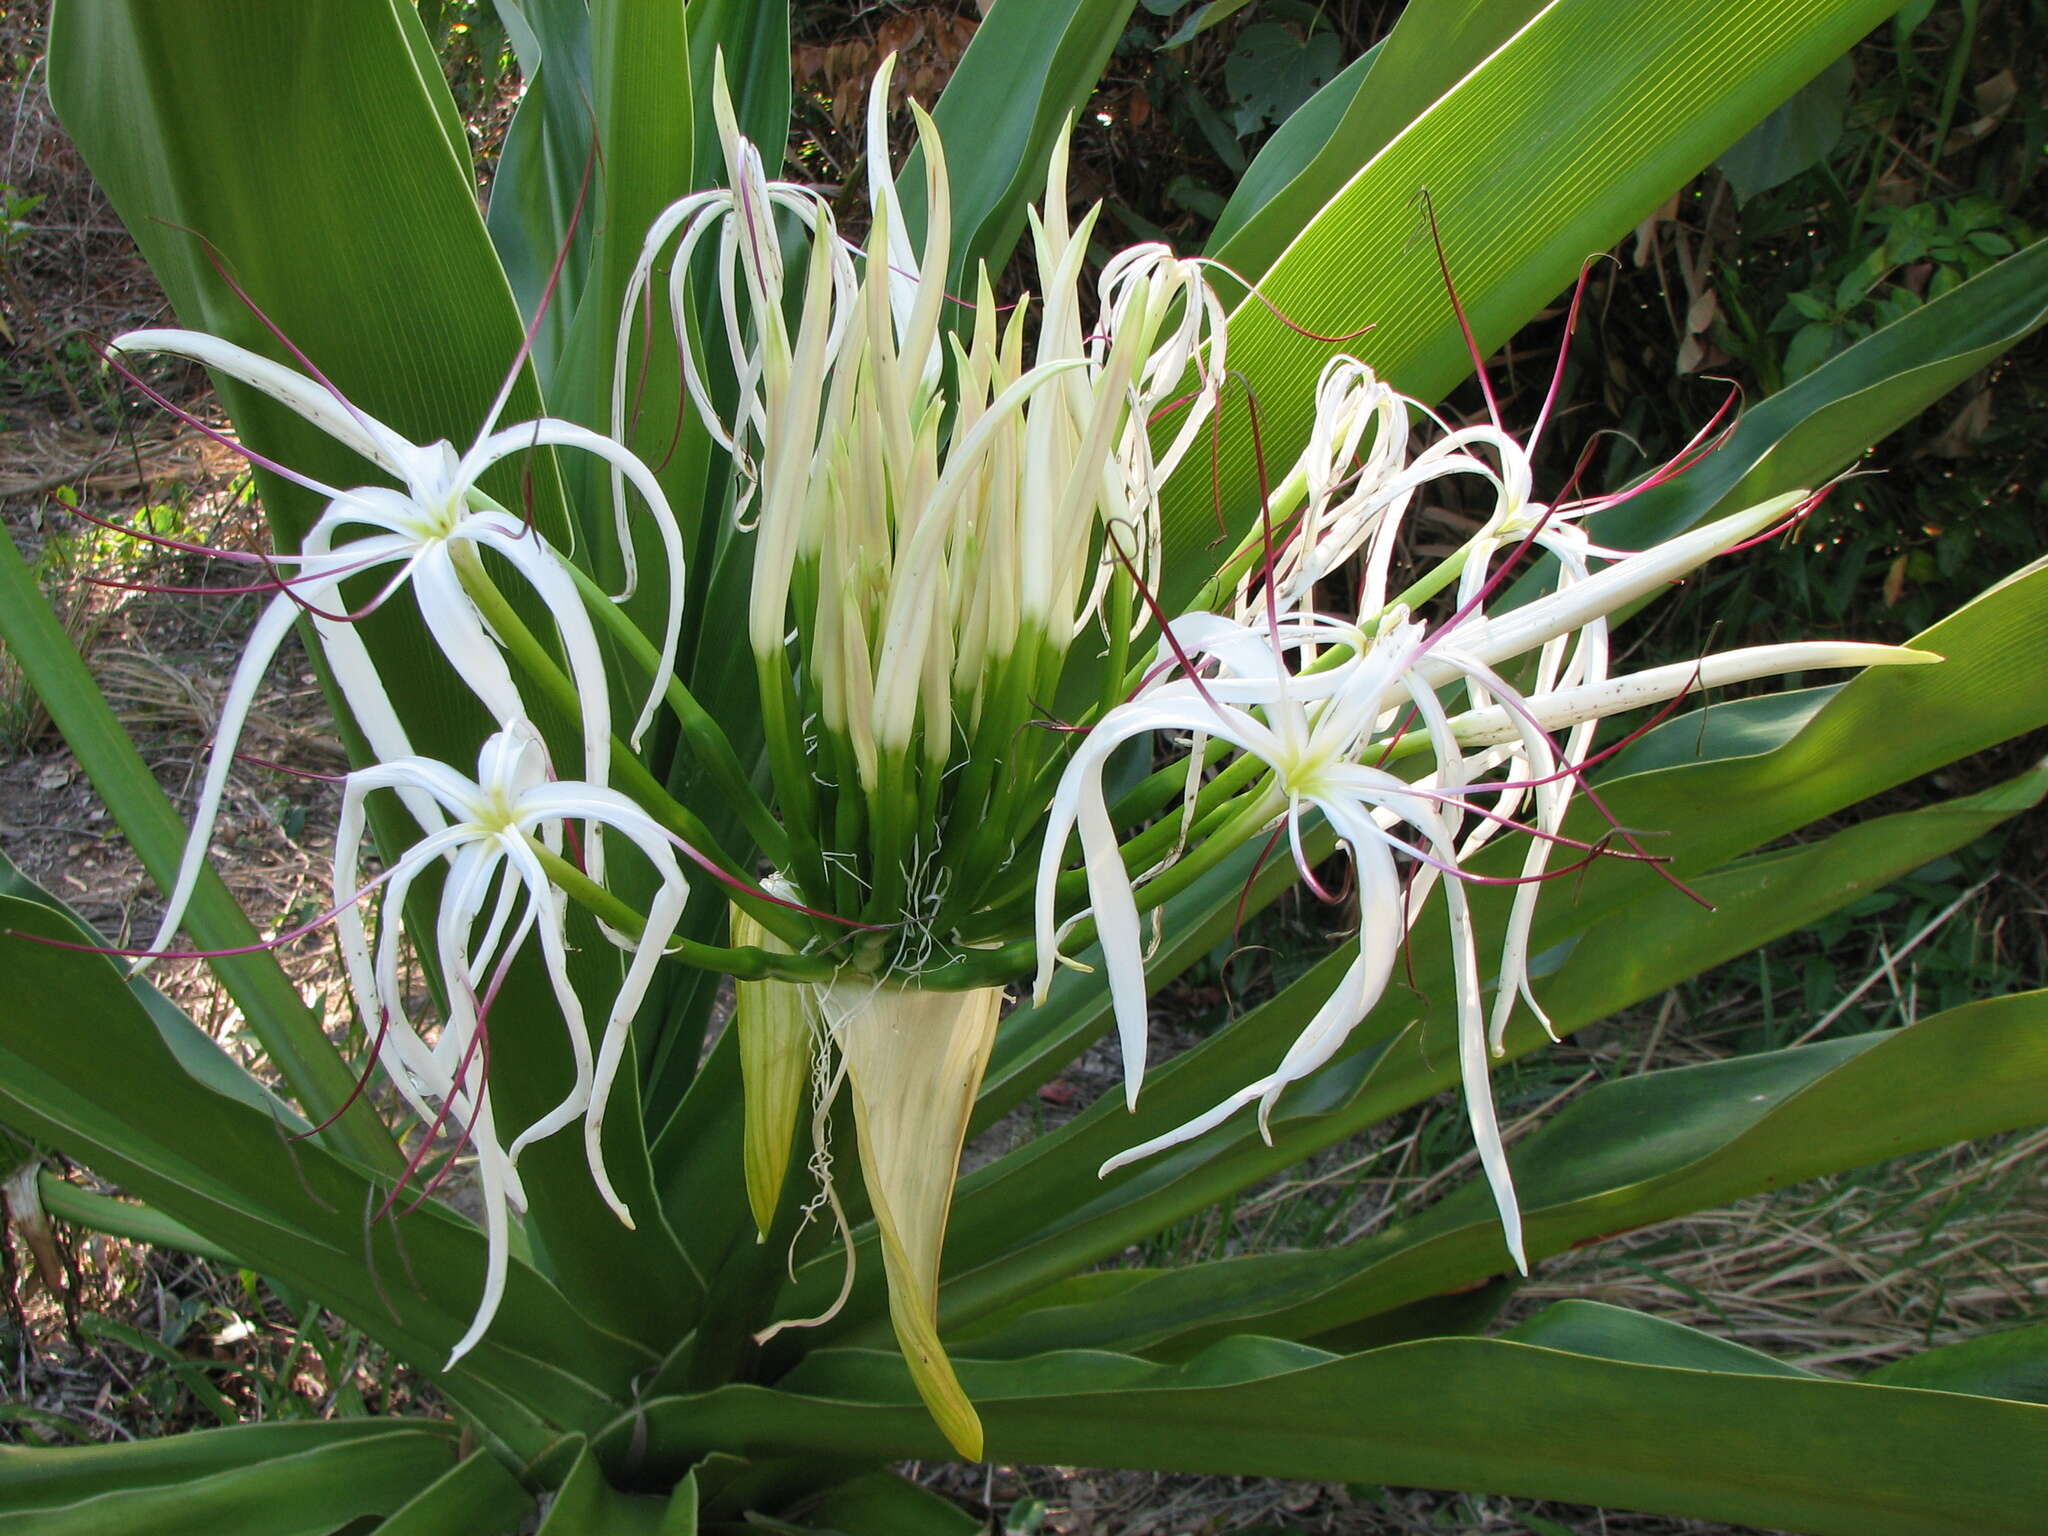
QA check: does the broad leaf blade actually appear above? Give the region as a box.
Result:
[1866,1325,2048,1407]
[374,1446,536,1535]
[623,1326,2048,1535]
[912,0,1139,295]
[0,894,648,1448]
[0,526,383,1164]
[1160,0,1904,616]
[1208,0,1547,268]
[0,1423,459,1535]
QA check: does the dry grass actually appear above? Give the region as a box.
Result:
[1516,1128,2048,1375]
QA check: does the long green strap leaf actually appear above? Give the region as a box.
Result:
[961,986,2048,1360]
[1158,0,1900,617]
[534,1441,690,1534]
[912,0,1139,294]
[485,0,596,379]
[373,1446,536,1536]
[622,1324,2048,1535]
[48,1,707,1345]
[1207,0,1548,271]
[0,1425,458,1535]
[1866,1325,2048,1407]
[1593,234,2048,553]
[0,893,648,1449]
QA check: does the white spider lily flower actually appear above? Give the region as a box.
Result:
[1035,496,1939,1271]
[1252,356,1413,617]
[613,55,859,536]
[331,723,692,1365]
[109,328,684,965]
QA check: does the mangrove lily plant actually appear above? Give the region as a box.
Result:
[6,3,2048,1532]
[90,56,1935,1448]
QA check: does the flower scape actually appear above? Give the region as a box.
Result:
[100,59,1936,1457]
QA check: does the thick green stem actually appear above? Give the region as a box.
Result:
[755,649,834,908]
[531,843,840,983]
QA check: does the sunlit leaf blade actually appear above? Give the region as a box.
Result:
[34,1172,239,1269]
[1159,0,1902,616]
[686,0,789,185]
[0,1423,458,1535]
[1204,44,1380,255]
[485,1,595,380]
[619,1323,2048,1535]
[1207,0,1546,269]
[46,1,561,571]
[1501,1298,1818,1375]
[0,848,296,1127]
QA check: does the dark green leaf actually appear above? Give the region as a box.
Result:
[0,1423,458,1535]
[1866,1325,2048,1407]
[619,1327,2048,1536]
[1716,52,1853,203]
[1224,25,1342,137]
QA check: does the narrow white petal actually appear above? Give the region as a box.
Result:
[1036,695,1283,1108]
[141,592,303,965]
[499,840,595,1162]
[411,548,529,726]
[1429,492,1809,678]
[111,329,414,477]
[465,422,685,753]
[1447,642,1941,748]
[442,1093,516,1366]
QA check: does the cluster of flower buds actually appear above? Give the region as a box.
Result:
[617,56,1234,942]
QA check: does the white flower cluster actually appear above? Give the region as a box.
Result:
[107,329,692,1363]
[1035,373,1932,1268]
